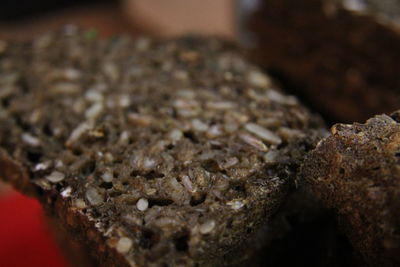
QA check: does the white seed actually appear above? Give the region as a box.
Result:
[34,161,51,171]
[169,129,183,142]
[85,187,103,206]
[66,122,91,147]
[173,70,189,81]
[118,131,130,145]
[199,220,216,234]
[199,151,216,161]
[258,117,281,128]
[63,68,81,81]
[104,152,114,163]
[21,133,40,147]
[343,0,367,11]
[245,123,282,145]
[53,127,63,137]
[266,90,298,105]
[85,89,104,103]
[29,110,42,124]
[224,122,239,133]
[213,179,230,192]
[122,214,142,227]
[153,217,180,228]
[55,160,64,168]
[153,140,168,152]
[50,82,80,95]
[136,198,149,211]
[278,127,306,141]
[146,188,157,195]
[217,56,232,70]
[94,222,102,229]
[74,198,86,209]
[177,108,199,118]
[91,83,107,92]
[182,175,196,193]
[173,98,198,109]
[116,237,133,253]
[167,177,187,204]
[247,70,272,88]
[127,113,152,126]
[88,129,104,138]
[102,62,119,81]
[206,101,236,110]
[118,95,131,108]
[231,112,249,123]
[206,125,223,138]
[143,157,156,170]
[227,199,245,210]
[45,171,65,183]
[247,89,270,103]
[264,150,279,164]
[85,103,103,120]
[239,133,268,151]
[33,179,51,190]
[222,157,239,169]
[191,119,208,132]
[101,171,113,183]
[176,90,196,99]
[61,186,72,198]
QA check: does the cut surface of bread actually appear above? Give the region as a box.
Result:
[0,28,325,266]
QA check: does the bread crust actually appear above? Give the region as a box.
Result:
[302,112,400,266]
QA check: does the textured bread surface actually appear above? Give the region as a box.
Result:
[0,27,325,266]
[302,111,400,266]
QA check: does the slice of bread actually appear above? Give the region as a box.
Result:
[244,0,400,123]
[302,111,400,266]
[0,27,325,266]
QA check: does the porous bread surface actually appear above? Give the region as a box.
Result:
[302,112,400,267]
[0,28,325,266]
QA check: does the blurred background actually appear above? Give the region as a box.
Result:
[0,0,236,40]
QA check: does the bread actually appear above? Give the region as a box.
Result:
[243,0,400,123]
[0,27,326,266]
[302,111,400,266]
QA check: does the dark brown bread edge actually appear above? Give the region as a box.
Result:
[0,148,35,196]
[301,112,400,267]
[245,0,400,123]
[0,148,131,267]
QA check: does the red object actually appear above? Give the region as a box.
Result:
[0,190,68,267]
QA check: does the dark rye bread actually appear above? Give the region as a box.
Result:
[243,0,400,123]
[0,28,326,266]
[301,112,400,267]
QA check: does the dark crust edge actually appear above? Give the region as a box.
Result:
[0,148,36,196]
[300,114,400,267]
[0,149,131,267]
[245,0,400,123]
